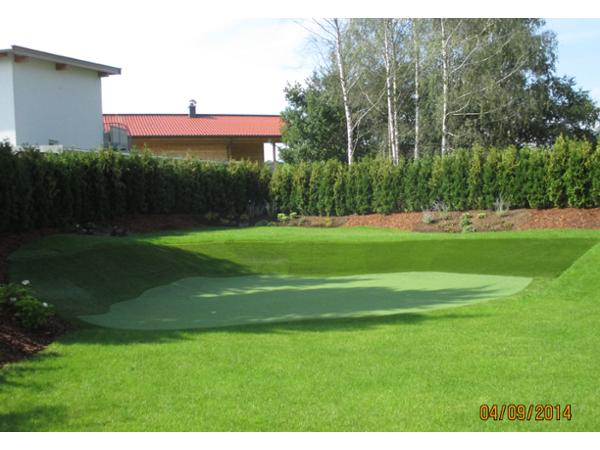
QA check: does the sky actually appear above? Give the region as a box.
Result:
[544,19,600,104]
[2,8,600,117]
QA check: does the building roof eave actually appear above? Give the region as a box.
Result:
[1,45,121,75]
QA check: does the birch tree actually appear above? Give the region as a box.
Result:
[439,18,453,156]
[311,18,370,164]
[412,19,421,159]
[436,19,537,155]
[382,18,399,164]
[281,18,599,162]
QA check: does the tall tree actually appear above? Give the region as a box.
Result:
[412,19,421,159]
[382,18,400,164]
[281,18,599,162]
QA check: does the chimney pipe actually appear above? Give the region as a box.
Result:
[188,99,197,118]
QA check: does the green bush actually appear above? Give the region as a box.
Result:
[1,281,54,330]
[14,295,54,330]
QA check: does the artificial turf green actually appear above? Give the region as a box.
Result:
[1,227,600,431]
[79,272,532,330]
[9,229,595,317]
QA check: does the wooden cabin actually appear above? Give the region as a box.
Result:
[103,102,282,162]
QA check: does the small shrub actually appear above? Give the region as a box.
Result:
[462,224,475,233]
[494,196,511,217]
[1,281,54,330]
[477,212,487,219]
[324,216,333,227]
[0,282,30,304]
[254,219,269,227]
[289,212,299,220]
[460,212,472,231]
[422,210,435,224]
[277,212,289,222]
[204,211,220,222]
[14,295,54,329]
[431,200,450,221]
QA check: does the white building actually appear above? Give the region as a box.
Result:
[0,45,120,149]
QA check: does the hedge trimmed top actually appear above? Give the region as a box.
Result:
[1,137,599,232]
[271,137,600,215]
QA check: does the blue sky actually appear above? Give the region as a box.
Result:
[545,19,600,104]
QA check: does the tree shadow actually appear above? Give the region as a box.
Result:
[0,352,61,393]
[61,309,485,346]
[50,280,510,348]
[12,242,254,317]
[0,404,68,431]
[78,281,517,332]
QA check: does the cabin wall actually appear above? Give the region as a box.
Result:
[130,137,265,162]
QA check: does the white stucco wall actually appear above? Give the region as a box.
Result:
[12,57,103,149]
[0,58,16,144]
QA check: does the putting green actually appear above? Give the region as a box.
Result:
[80,271,532,330]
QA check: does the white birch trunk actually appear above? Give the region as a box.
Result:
[333,19,355,165]
[440,19,449,156]
[391,28,400,163]
[383,19,399,164]
[413,20,420,160]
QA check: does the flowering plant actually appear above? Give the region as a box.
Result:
[0,281,54,330]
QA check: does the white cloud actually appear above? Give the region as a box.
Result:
[3,4,314,115]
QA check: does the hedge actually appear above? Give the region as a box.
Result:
[0,144,270,232]
[271,137,600,215]
[2,137,600,233]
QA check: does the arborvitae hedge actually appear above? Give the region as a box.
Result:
[271,137,600,215]
[0,144,270,232]
[2,137,600,233]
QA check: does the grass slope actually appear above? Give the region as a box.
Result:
[1,227,599,431]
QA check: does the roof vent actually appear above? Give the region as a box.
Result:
[188,99,197,118]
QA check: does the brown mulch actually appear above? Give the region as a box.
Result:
[0,228,69,367]
[0,307,69,367]
[525,208,600,229]
[330,208,600,232]
[0,230,64,367]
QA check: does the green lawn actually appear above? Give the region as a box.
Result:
[1,227,600,430]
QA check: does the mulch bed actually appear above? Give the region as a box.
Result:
[334,208,600,232]
[0,228,70,367]
[0,306,69,367]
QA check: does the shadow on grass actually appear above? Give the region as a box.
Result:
[0,404,68,431]
[56,302,486,348]
[0,352,61,392]
[78,281,515,332]
[12,242,254,317]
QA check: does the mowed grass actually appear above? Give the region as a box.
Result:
[79,272,532,330]
[1,227,600,431]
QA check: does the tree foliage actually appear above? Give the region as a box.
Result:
[280,19,599,162]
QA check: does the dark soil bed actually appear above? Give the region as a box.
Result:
[0,306,69,367]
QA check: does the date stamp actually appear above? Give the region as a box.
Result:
[480,404,572,422]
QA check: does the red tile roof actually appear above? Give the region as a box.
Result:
[102,114,282,138]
